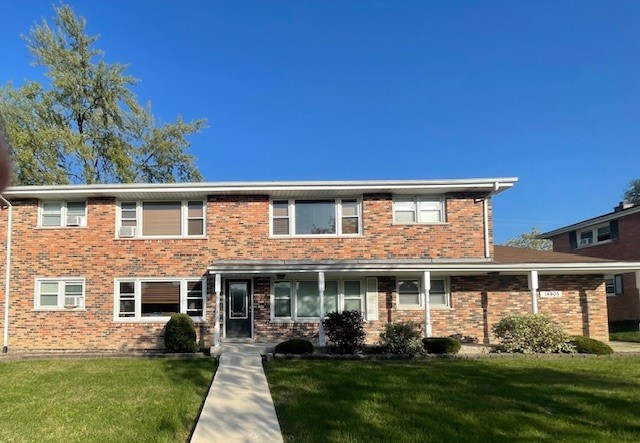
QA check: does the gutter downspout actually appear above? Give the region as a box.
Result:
[1,195,11,353]
[483,182,500,259]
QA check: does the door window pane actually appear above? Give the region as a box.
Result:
[229,283,248,319]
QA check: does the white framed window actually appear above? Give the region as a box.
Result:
[114,278,206,321]
[577,223,611,247]
[605,274,623,296]
[270,198,362,237]
[117,200,206,238]
[393,196,445,224]
[35,278,86,310]
[396,278,450,309]
[39,201,87,227]
[271,279,365,322]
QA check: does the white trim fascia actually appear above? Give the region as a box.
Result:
[208,261,640,275]
[2,177,518,199]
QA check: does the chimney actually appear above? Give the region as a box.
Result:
[614,201,634,212]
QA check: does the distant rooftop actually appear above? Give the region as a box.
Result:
[539,202,639,238]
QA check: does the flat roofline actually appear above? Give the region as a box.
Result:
[0,177,518,200]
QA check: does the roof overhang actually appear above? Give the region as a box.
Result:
[1,177,518,201]
[208,259,640,276]
[539,205,640,238]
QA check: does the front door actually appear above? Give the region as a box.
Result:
[225,280,252,338]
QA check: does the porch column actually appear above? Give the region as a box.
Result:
[318,271,326,346]
[213,273,221,347]
[423,271,432,337]
[528,270,539,314]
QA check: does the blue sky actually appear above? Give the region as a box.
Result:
[2,1,640,243]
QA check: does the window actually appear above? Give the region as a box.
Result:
[396,278,450,308]
[117,200,206,238]
[270,199,361,236]
[114,278,206,320]
[272,279,365,321]
[35,278,85,310]
[577,223,613,247]
[605,275,623,296]
[40,201,87,227]
[393,196,445,224]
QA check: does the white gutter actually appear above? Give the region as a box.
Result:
[1,195,11,353]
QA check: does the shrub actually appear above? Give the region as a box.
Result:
[164,313,198,353]
[423,337,461,354]
[569,336,614,355]
[322,310,366,354]
[275,338,314,354]
[379,321,423,355]
[492,314,574,354]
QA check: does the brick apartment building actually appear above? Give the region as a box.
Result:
[541,202,640,331]
[1,178,638,352]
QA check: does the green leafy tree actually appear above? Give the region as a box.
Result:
[623,179,640,205]
[504,227,552,251]
[0,3,206,185]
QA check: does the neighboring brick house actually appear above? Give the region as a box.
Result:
[0,178,638,352]
[540,202,640,331]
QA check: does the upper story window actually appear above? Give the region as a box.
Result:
[35,278,85,310]
[271,199,361,237]
[576,223,614,247]
[117,200,205,238]
[396,278,450,309]
[39,201,87,227]
[393,196,445,224]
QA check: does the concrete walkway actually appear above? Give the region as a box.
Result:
[191,343,283,443]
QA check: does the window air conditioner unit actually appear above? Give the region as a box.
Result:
[119,226,136,237]
[64,296,82,308]
[66,216,85,226]
[579,238,591,246]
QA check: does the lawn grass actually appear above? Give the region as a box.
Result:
[265,357,640,442]
[610,331,640,342]
[0,357,215,443]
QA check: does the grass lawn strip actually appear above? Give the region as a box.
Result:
[265,358,640,442]
[610,331,640,343]
[0,358,215,443]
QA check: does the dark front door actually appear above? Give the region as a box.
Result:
[225,280,252,338]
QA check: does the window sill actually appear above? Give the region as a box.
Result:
[114,236,208,241]
[35,226,88,230]
[32,308,86,312]
[396,305,451,311]
[113,317,206,324]
[577,239,612,249]
[392,222,449,226]
[269,234,363,239]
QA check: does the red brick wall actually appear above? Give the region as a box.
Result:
[207,193,488,260]
[252,274,609,344]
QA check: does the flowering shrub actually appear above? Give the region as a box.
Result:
[492,314,575,353]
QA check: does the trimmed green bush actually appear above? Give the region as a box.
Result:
[379,321,423,355]
[164,313,198,353]
[569,336,614,355]
[322,310,366,354]
[492,314,574,354]
[275,338,314,354]
[423,337,462,354]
